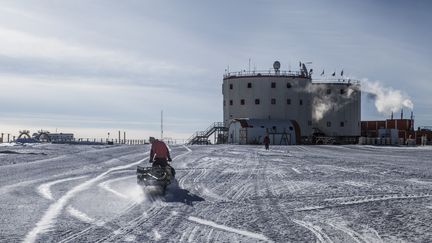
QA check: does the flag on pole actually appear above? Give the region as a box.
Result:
[341,69,344,76]
[321,70,324,76]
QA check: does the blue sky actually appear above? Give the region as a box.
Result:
[0,0,431,139]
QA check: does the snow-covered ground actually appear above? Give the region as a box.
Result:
[1,144,432,242]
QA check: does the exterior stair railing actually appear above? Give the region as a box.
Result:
[186,122,228,145]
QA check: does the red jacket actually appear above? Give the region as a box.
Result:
[150,140,171,160]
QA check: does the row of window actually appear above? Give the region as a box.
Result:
[327,89,346,95]
[228,83,347,95]
[225,116,346,128]
[225,99,303,106]
[229,82,292,89]
[327,121,345,127]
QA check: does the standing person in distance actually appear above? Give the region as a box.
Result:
[263,134,270,150]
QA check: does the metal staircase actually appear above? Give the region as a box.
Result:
[186,122,228,145]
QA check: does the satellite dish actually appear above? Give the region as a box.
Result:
[273,61,280,70]
[273,61,281,71]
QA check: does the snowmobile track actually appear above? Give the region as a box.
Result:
[292,219,333,243]
[94,205,166,243]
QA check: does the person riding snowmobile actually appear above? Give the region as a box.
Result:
[149,137,175,177]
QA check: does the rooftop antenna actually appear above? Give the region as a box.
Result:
[248,58,251,73]
[273,61,281,74]
[301,63,308,77]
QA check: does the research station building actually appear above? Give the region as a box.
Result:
[222,61,361,145]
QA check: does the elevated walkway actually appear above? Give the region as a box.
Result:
[186,122,228,145]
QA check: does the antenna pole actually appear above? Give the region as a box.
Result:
[161,110,163,140]
[248,58,251,73]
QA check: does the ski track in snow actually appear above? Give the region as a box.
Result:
[327,222,369,243]
[76,146,191,243]
[187,216,273,242]
[23,153,149,243]
[3,144,432,242]
[95,204,166,243]
[183,145,192,152]
[37,176,88,201]
[0,178,49,195]
[292,219,333,243]
[3,155,68,167]
[0,172,90,196]
[295,193,432,212]
[66,206,105,227]
[187,225,199,242]
[57,201,139,243]
[291,167,301,174]
[98,175,135,200]
[173,145,192,160]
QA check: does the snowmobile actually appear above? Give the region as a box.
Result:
[136,165,173,194]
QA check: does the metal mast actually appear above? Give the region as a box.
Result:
[161,110,163,140]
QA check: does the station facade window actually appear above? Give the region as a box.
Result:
[287,99,291,105]
[247,83,252,88]
[240,99,245,105]
[255,99,260,105]
[229,100,233,105]
[271,82,276,88]
[271,98,276,104]
[229,84,233,89]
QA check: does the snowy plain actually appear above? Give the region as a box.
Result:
[1,143,432,242]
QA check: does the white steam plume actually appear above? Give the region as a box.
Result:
[313,102,333,121]
[361,79,414,115]
[307,83,360,121]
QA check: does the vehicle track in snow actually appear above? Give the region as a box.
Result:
[95,204,166,242]
[3,144,432,242]
[51,146,192,243]
[252,150,319,242]
[57,201,139,243]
